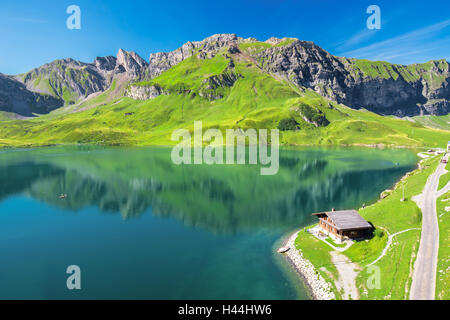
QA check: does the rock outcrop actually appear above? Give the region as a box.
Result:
[198,70,241,100]
[115,49,149,79]
[126,84,166,100]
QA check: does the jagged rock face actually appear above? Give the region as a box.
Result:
[422,99,450,115]
[202,71,240,90]
[116,49,149,79]
[126,85,165,100]
[198,71,241,100]
[94,56,117,72]
[250,40,450,116]
[338,76,426,116]
[252,40,347,97]
[0,73,63,116]
[340,58,450,116]
[265,37,293,46]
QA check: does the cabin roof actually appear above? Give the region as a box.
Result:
[312,210,372,231]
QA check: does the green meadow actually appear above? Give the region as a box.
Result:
[438,161,450,190]
[413,114,450,130]
[436,190,450,300]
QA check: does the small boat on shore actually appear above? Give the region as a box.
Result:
[277,246,290,253]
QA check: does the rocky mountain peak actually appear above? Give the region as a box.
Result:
[94,56,117,72]
[115,49,149,79]
[265,37,282,45]
[198,33,239,46]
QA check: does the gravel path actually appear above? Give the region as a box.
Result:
[368,228,420,267]
[410,153,449,300]
[329,251,360,300]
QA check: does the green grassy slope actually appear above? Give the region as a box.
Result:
[0,111,15,120]
[438,161,450,190]
[412,114,450,130]
[340,58,448,87]
[436,190,450,300]
[0,52,448,148]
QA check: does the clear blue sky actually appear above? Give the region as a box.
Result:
[1,0,449,74]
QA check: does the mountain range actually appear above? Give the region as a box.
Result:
[0,34,449,147]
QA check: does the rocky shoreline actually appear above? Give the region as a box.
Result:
[283,230,336,300]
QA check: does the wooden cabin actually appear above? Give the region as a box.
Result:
[313,209,373,242]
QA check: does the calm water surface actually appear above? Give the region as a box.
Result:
[0,146,417,299]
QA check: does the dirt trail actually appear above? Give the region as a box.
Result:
[330,251,360,300]
[368,228,420,267]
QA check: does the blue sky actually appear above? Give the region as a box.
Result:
[1,0,449,74]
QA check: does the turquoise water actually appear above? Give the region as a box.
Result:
[0,146,417,299]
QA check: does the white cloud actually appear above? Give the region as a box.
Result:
[336,28,380,52]
[338,19,450,64]
[2,17,49,24]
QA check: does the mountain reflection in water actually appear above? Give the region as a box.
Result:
[0,146,416,233]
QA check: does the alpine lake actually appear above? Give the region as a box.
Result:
[0,146,417,299]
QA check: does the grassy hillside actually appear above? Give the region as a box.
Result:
[341,58,449,88]
[0,111,15,120]
[436,190,450,300]
[413,114,450,130]
[438,161,450,190]
[0,51,448,148]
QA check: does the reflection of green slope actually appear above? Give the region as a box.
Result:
[0,162,64,201]
[0,146,417,233]
[26,170,165,219]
